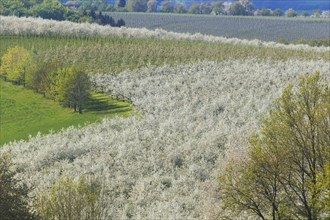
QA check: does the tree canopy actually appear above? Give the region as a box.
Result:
[0,46,32,85]
[0,0,124,26]
[160,0,175,13]
[34,176,101,219]
[219,72,330,219]
[127,0,148,12]
[1,47,91,113]
[55,67,91,113]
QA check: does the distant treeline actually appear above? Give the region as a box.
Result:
[0,0,125,27]
[58,0,329,17]
[2,0,328,18]
[103,0,330,11]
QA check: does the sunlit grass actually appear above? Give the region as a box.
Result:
[0,80,132,146]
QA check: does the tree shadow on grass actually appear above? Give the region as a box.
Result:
[84,95,131,115]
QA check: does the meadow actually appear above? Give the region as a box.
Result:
[0,80,132,146]
[109,12,330,41]
[0,16,329,219]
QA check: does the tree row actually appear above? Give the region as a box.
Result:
[0,46,91,113]
[0,0,125,27]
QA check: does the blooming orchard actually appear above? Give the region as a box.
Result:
[1,15,329,53]
[2,59,329,218]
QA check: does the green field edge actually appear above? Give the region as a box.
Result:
[0,80,133,146]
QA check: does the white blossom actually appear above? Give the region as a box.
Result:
[1,16,329,53]
[2,59,329,218]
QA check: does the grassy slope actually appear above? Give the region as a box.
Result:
[0,80,132,146]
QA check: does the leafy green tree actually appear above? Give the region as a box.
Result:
[260,8,272,16]
[0,152,34,220]
[31,0,68,20]
[229,2,246,15]
[69,68,91,113]
[219,158,269,219]
[0,46,32,85]
[56,67,91,113]
[219,73,330,219]
[239,0,254,15]
[160,0,174,13]
[34,176,101,220]
[175,4,187,14]
[44,68,61,100]
[26,59,62,95]
[0,0,26,16]
[316,162,330,212]
[26,62,48,93]
[199,3,212,14]
[272,8,283,16]
[0,0,82,20]
[211,1,224,15]
[188,4,200,14]
[64,8,80,22]
[285,8,298,17]
[20,0,43,9]
[275,73,330,219]
[127,0,147,12]
[301,11,309,17]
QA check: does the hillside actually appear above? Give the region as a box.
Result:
[3,59,330,218]
[0,15,329,219]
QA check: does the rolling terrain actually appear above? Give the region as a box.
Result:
[4,59,330,218]
[0,16,329,219]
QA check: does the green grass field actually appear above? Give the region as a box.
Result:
[0,80,132,146]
